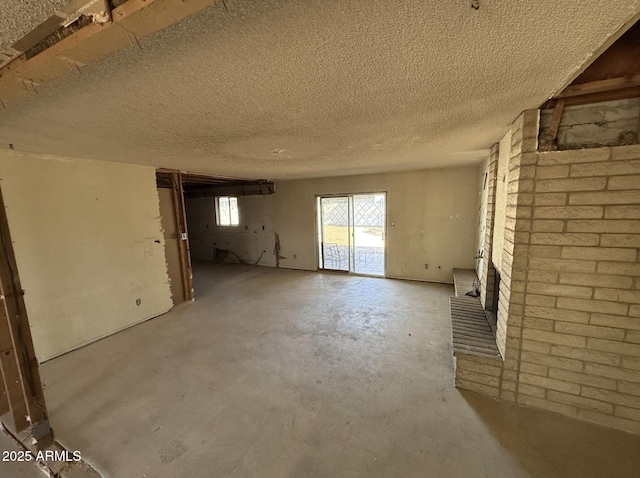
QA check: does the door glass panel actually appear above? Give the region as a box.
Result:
[320,197,349,271]
[351,194,385,276]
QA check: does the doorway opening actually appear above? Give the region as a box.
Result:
[317,193,386,277]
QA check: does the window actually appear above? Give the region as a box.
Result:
[216,196,239,226]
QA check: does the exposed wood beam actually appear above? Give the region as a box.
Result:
[0,363,13,417]
[570,20,640,85]
[556,75,640,98]
[0,0,216,103]
[546,99,565,141]
[184,183,276,198]
[167,172,194,302]
[157,168,255,185]
[0,322,30,431]
[0,187,47,434]
[543,86,640,109]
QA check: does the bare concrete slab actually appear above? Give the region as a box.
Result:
[30,262,640,477]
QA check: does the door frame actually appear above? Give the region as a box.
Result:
[317,195,351,273]
[315,191,387,278]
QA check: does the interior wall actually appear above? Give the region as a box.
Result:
[0,150,172,362]
[272,165,479,283]
[186,195,276,267]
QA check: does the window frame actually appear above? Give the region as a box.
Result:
[215,196,240,226]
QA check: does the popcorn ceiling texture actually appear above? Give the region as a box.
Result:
[0,0,69,51]
[0,0,639,179]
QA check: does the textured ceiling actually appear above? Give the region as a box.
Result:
[1,0,639,179]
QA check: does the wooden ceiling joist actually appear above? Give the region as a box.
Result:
[0,0,216,103]
[543,86,640,109]
[556,74,640,99]
[547,20,640,108]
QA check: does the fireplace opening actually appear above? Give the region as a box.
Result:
[486,268,499,336]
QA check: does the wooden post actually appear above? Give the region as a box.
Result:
[0,362,12,416]
[170,172,194,301]
[0,309,31,430]
[0,188,47,433]
[547,98,566,142]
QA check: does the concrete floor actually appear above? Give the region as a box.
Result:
[7,262,640,477]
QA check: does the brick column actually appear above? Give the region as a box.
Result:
[496,109,540,401]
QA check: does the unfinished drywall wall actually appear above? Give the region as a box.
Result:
[272,165,478,283]
[0,150,172,362]
[186,195,276,267]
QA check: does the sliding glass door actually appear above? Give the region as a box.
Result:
[317,193,386,276]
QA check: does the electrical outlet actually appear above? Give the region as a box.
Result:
[424,263,429,269]
[136,299,141,306]
[294,254,297,259]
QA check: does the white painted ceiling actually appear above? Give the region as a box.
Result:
[1,0,639,179]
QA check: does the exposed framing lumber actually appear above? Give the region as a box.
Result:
[158,170,195,302]
[556,74,640,98]
[0,187,48,435]
[546,98,565,141]
[0,316,31,431]
[185,182,276,198]
[543,86,640,109]
[0,365,10,416]
[0,0,216,103]
[539,98,566,151]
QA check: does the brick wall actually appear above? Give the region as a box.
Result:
[470,110,640,433]
[515,143,640,433]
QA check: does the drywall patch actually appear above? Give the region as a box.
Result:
[540,98,640,150]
